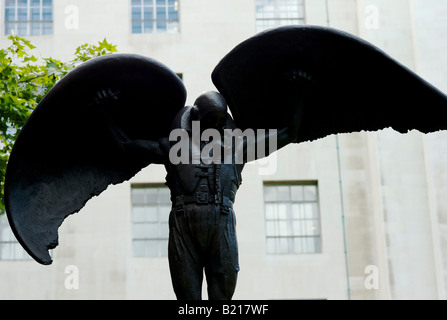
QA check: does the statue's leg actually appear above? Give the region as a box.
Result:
[205,207,240,300]
[168,208,204,300]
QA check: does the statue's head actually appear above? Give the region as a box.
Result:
[192,91,228,130]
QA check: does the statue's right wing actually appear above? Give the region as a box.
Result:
[5,54,186,265]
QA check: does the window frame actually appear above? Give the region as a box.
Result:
[255,0,306,33]
[4,0,53,36]
[130,0,180,34]
[263,181,322,255]
[130,183,171,258]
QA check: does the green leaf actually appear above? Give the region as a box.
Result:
[0,36,118,214]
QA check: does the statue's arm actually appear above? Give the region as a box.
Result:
[119,137,169,164]
[235,105,301,162]
[98,94,169,164]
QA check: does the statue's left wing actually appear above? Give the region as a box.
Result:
[5,54,186,265]
[212,26,447,147]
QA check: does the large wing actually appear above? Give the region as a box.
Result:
[212,25,447,144]
[5,54,186,265]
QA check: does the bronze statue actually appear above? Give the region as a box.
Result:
[4,26,447,300]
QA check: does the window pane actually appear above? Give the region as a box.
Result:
[304,237,315,253]
[132,21,142,33]
[132,206,147,222]
[143,21,154,33]
[303,220,314,236]
[292,220,302,236]
[167,21,179,33]
[156,20,166,32]
[31,8,40,21]
[303,203,317,219]
[18,0,27,7]
[5,23,15,35]
[278,221,289,236]
[5,8,16,21]
[31,0,41,6]
[291,185,304,201]
[277,238,289,254]
[133,240,147,257]
[265,221,276,237]
[156,6,167,20]
[132,6,142,20]
[146,240,160,257]
[293,237,303,254]
[31,22,41,35]
[144,6,154,20]
[265,203,277,220]
[42,21,50,34]
[17,8,27,21]
[159,240,168,256]
[277,203,287,219]
[6,0,16,7]
[146,188,158,203]
[264,186,277,202]
[159,205,171,220]
[146,206,158,222]
[276,186,289,201]
[132,223,146,239]
[132,189,145,204]
[42,0,52,6]
[159,188,171,203]
[160,222,169,238]
[42,7,52,20]
[304,185,317,201]
[167,6,178,20]
[146,223,159,238]
[16,22,27,35]
[291,203,302,219]
[314,237,322,253]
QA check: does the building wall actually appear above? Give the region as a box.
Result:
[1,0,446,300]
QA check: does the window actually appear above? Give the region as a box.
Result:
[4,0,53,36]
[131,0,179,34]
[255,0,305,33]
[131,185,171,257]
[263,182,321,254]
[0,213,31,260]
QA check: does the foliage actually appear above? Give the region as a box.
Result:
[0,37,117,212]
